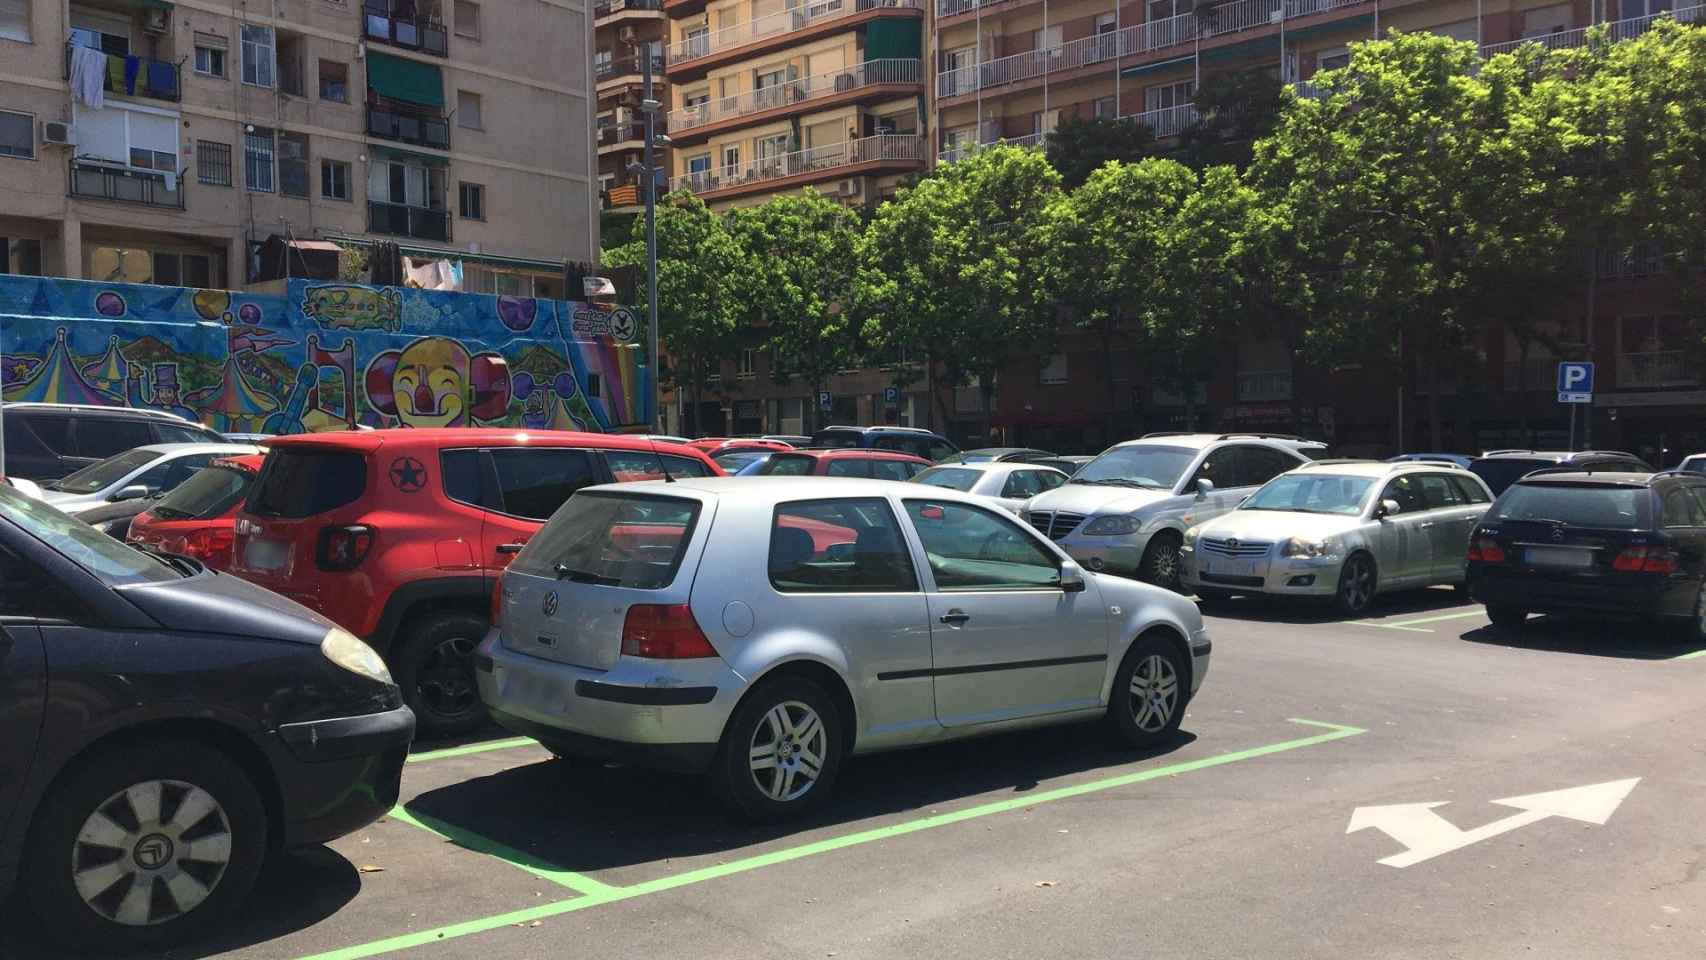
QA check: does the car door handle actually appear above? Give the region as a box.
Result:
[1419,522,1436,529]
[938,610,971,625]
[496,541,527,555]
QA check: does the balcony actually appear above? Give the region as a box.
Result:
[1235,368,1292,403]
[672,132,922,199]
[1618,350,1697,389]
[666,0,924,76]
[1122,102,1200,138]
[369,200,450,241]
[597,121,651,151]
[937,131,1041,163]
[1481,2,1704,56]
[69,160,185,209]
[362,2,449,57]
[367,102,451,150]
[595,0,665,17]
[66,46,180,102]
[596,52,666,83]
[669,59,922,139]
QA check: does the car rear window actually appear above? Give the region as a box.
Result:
[248,450,367,518]
[914,466,980,491]
[759,454,815,476]
[512,493,701,590]
[490,448,598,520]
[605,449,714,482]
[1492,483,1649,528]
[150,462,254,520]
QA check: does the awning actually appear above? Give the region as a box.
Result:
[864,19,922,60]
[366,51,444,108]
[1121,54,1195,79]
[1285,12,1373,40]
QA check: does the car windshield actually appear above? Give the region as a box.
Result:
[913,467,981,491]
[1242,474,1376,515]
[1492,483,1647,528]
[150,463,253,520]
[511,492,701,589]
[0,484,180,583]
[1071,446,1193,490]
[50,448,161,493]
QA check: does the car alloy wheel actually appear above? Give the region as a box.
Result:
[419,635,479,718]
[1337,555,1375,613]
[1128,654,1180,733]
[747,700,827,803]
[71,779,234,927]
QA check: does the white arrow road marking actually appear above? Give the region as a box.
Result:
[1347,778,1640,868]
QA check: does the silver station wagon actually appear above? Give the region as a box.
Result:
[477,477,1211,820]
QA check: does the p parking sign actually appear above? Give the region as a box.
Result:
[1557,362,1594,404]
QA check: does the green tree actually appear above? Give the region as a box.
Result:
[1043,116,1158,188]
[1178,68,1288,171]
[858,146,1062,440]
[604,192,746,435]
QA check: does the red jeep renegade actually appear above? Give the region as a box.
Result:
[231,428,721,736]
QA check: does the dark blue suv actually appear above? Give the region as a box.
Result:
[807,425,959,462]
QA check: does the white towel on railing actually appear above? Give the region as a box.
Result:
[70,44,106,108]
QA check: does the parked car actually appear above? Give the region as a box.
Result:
[755,448,931,480]
[75,496,156,540]
[1,475,44,500]
[712,449,776,475]
[760,434,811,447]
[938,447,1058,465]
[127,454,268,569]
[0,483,413,951]
[41,443,262,517]
[1468,449,1652,496]
[1677,453,1706,475]
[1024,433,1324,591]
[1466,469,1706,634]
[808,425,960,461]
[229,429,722,737]
[478,477,1210,820]
[1181,460,1495,613]
[911,461,1070,514]
[221,433,275,443]
[1,403,227,481]
[1387,452,1474,469]
[735,455,776,476]
[1033,455,1094,476]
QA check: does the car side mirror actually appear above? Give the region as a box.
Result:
[111,484,151,503]
[1195,478,1214,498]
[1375,498,1400,519]
[1059,560,1087,593]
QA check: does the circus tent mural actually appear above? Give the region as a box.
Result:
[6,328,121,405]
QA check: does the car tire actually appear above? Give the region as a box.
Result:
[1106,632,1189,749]
[712,675,843,822]
[1139,533,1184,593]
[393,612,489,739]
[24,740,267,953]
[1680,585,1706,643]
[1486,605,1528,630]
[1333,552,1377,615]
[1195,589,1233,609]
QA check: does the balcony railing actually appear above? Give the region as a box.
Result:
[672,132,921,193]
[362,2,449,56]
[66,46,181,101]
[669,59,921,132]
[937,131,1041,163]
[595,0,664,15]
[1480,2,1704,56]
[367,103,451,149]
[1122,102,1200,138]
[369,200,450,241]
[1235,369,1293,403]
[69,160,185,209]
[597,121,649,146]
[1618,350,1697,388]
[596,53,665,81]
[667,0,923,66]
[1598,245,1666,279]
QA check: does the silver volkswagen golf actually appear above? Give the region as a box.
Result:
[477,477,1211,820]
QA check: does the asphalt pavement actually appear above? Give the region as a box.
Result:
[10,588,1706,960]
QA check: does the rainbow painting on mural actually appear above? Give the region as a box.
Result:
[0,276,652,434]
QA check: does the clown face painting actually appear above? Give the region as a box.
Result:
[363,336,511,428]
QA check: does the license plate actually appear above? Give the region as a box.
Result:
[1524,546,1593,568]
[507,669,572,714]
[243,538,289,571]
[1207,556,1258,577]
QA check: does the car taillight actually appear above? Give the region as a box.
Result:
[1467,538,1506,563]
[1612,545,1677,573]
[131,511,154,529]
[621,604,717,659]
[183,527,236,564]
[316,524,375,571]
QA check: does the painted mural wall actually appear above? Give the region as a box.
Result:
[0,276,651,435]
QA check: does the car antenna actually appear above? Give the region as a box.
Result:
[646,435,676,483]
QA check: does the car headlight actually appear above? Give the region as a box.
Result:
[1281,537,1337,559]
[1180,524,1204,552]
[322,627,394,684]
[1082,514,1143,536]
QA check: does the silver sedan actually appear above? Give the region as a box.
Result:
[910,461,1070,514]
[478,477,1210,821]
[1180,461,1494,614]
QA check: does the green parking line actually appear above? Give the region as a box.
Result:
[406,738,537,764]
[1357,609,1489,632]
[1676,649,1706,660]
[299,718,1365,960]
[388,806,621,897]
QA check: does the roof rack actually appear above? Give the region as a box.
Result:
[1479,449,1533,456]
[1392,458,1470,468]
[0,402,193,422]
[1303,458,1381,466]
[1139,431,1202,439]
[1217,432,1306,442]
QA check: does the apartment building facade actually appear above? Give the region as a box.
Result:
[595,0,668,213]
[0,0,597,295]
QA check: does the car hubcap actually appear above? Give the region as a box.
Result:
[72,780,233,926]
[748,700,827,803]
[1128,655,1179,733]
[1153,545,1179,585]
[419,636,478,718]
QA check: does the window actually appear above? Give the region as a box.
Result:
[1186,447,1235,490]
[1317,46,1350,71]
[769,498,917,593]
[721,145,740,171]
[1416,473,1466,510]
[489,448,598,519]
[1378,475,1426,514]
[73,418,154,459]
[319,59,349,102]
[459,181,485,219]
[134,453,220,494]
[453,0,480,38]
[0,0,30,42]
[70,21,128,56]
[321,158,351,200]
[439,449,490,508]
[1147,0,1194,19]
[916,467,980,492]
[456,90,482,129]
[244,126,275,192]
[759,454,815,476]
[1522,2,1574,37]
[2,237,43,275]
[196,140,232,186]
[1002,470,1043,500]
[249,450,367,518]
[1659,486,1705,528]
[904,500,1063,590]
[194,35,228,77]
[154,422,217,444]
[1145,79,1195,111]
[277,131,309,197]
[371,157,446,209]
[687,153,711,174]
[1095,12,1117,32]
[151,461,255,520]
[603,449,711,481]
[1094,96,1116,119]
[738,348,755,379]
[127,146,176,172]
[0,110,32,160]
[241,24,276,87]
[512,493,701,591]
[1237,446,1299,488]
[825,459,870,478]
[1450,476,1491,504]
[1036,470,1066,492]
[1040,353,1067,384]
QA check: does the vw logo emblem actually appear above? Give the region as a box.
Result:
[1225,538,1240,549]
[1551,528,1565,542]
[541,591,559,617]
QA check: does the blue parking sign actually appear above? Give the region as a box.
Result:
[1557,362,1594,403]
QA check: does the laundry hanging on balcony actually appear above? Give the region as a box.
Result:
[70,44,107,107]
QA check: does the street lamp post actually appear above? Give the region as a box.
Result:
[636,52,670,434]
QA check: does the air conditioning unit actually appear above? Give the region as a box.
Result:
[40,120,74,147]
[837,178,860,197]
[618,24,637,42]
[143,7,169,33]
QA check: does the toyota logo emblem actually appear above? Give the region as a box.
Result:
[541,591,559,617]
[1551,528,1565,542]
[1225,538,1240,549]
